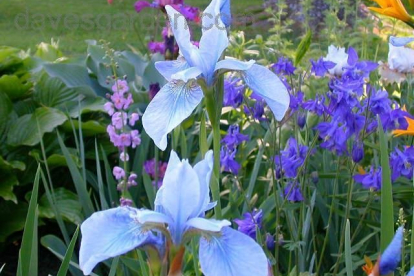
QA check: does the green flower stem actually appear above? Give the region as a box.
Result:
[202,76,224,219]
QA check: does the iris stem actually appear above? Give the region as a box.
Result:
[203,75,224,219]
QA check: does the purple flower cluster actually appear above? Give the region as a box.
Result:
[234,209,263,240]
[104,79,142,201]
[284,181,304,202]
[353,166,382,191]
[390,146,414,181]
[143,158,168,188]
[223,77,245,108]
[220,125,248,175]
[275,137,308,179]
[272,57,295,91]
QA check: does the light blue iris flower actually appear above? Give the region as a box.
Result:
[79,150,268,276]
[379,226,403,275]
[142,0,290,150]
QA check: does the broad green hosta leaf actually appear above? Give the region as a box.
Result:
[0,156,25,203]
[38,188,83,225]
[142,53,166,90]
[0,91,13,142]
[61,120,106,136]
[0,75,31,100]
[0,200,28,242]
[7,107,67,146]
[43,63,96,97]
[33,74,79,107]
[57,97,106,118]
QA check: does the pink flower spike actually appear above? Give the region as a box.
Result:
[129,113,140,126]
[120,151,129,162]
[131,130,141,148]
[112,112,127,130]
[113,166,125,180]
[123,93,134,109]
[104,102,115,116]
[112,80,129,94]
[110,93,124,110]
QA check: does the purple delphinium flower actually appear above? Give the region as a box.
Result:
[223,77,244,108]
[234,209,263,240]
[274,137,308,178]
[353,166,382,190]
[380,105,412,131]
[302,94,326,116]
[310,57,336,77]
[367,89,392,115]
[272,57,296,76]
[143,158,168,188]
[244,100,266,121]
[379,227,404,275]
[289,91,304,113]
[265,233,275,251]
[284,182,304,202]
[315,119,348,155]
[134,0,200,22]
[220,147,241,174]
[389,146,414,181]
[221,125,248,149]
[351,140,364,163]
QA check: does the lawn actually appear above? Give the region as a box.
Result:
[0,0,264,54]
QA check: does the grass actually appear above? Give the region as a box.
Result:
[0,0,264,55]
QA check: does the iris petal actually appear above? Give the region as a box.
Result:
[215,58,255,71]
[380,226,404,275]
[199,227,268,276]
[165,6,201,68]
[191,150,214,217]
[390,36,414,47]
[79,207,153,275]
[155,57,190,81]
[142,80,203,150]
[156,153,201,243]
[186,217,230,232]
[242,64,290,121]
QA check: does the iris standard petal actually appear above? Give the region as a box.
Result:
[157,154,201,243]
[380,226,404,275]
[79,207,153,275]
[199,227,268,276]
[198,12,229,84]
[215,58,255,72]
[242,64,290,121]
[142,80,204,150]
[201,0,221,33]
[191,150,214,217]
[220,0,231,27]
[390,36,414,47]
[165,6,201,67]
[186,217,231,232]
[155,57,190,81]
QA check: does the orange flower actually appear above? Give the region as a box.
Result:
[368,0,413,24]
[393,116,414,137]
[362,255,380,276]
